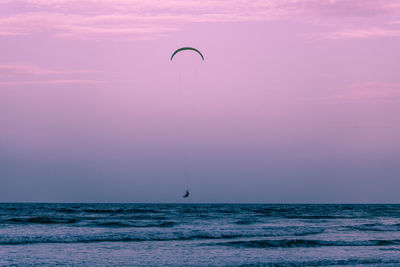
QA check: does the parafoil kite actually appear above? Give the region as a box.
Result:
[170,47,204,61]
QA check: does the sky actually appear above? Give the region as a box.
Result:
[0,0,400,203]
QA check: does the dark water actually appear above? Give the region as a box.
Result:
[1,204,400,266]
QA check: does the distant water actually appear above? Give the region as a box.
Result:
[1,204,400,266]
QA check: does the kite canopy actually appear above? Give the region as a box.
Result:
[171,47,204,61]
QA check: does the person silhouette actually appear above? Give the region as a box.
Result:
[183,190,189,198]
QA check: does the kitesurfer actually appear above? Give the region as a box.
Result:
[183,190,189,198]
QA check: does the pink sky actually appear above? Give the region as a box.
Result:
[1,0,400,202]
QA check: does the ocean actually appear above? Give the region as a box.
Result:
[1,204,400,266]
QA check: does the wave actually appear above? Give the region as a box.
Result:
[0,226,326,245]
[284,215,360,220]
[1,215,172,225]
[56,208,79,214]
[82,208,162,214]
[5,217,79,224]
[4,233,400,247]
[127,215,169,220]
[246,207,291,214]
[248,258,400,266]
[92,221,133,227]
[0,233,239,245]
[92,221,177,228]
[155,221,176,227]
[234,220,255,225]
[214,239,400,248]
[345,223,400,232]
[292,228,324,236]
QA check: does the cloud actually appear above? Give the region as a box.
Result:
[333,82,400,101]
[11,0,400,17]
[0,79,103,86]
[0,1,285,39]
[1,0,400,40]
[293,0,400,17]
[0,13,184,39]
[325,27,400,40]
[301,26,400,41]
[0,64,95,75]
[0,64,101,86]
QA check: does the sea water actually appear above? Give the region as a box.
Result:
[1,204,400,266]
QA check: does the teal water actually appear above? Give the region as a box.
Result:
[1,204,400,266]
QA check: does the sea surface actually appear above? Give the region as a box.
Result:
[1,204,400,266]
